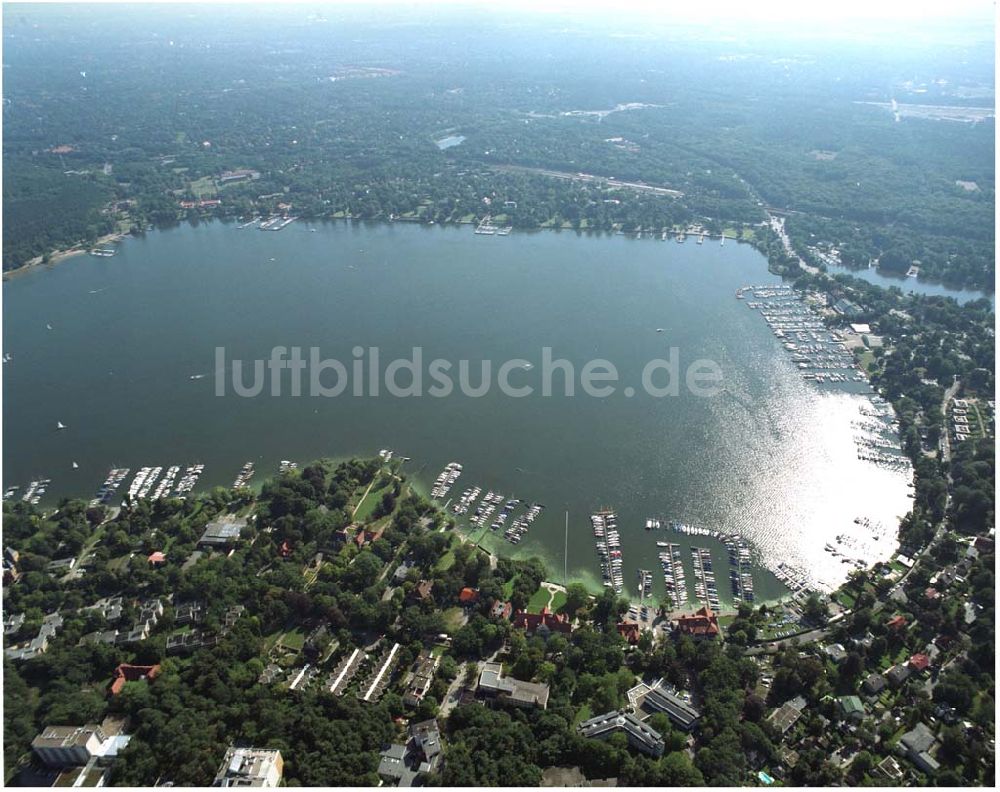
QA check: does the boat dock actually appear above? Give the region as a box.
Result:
[690,546,721,611]
[591,509,624,594]
[657,541,688,610]
[430,461,462,499]
[89,468,130,506]
[232,462,255,489]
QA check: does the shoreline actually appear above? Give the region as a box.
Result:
[3,209,992,297]
[2,231,129,282]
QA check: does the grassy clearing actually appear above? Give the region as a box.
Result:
[572,703,592,726]
[279,628,307,652]
[434,549,456,573]
[527,587,552,614]
[443,606,465,634]
[354,482,392,522]
[188,176,218,198]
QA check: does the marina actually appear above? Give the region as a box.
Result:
[690,546,721,611]
[89,468,130,506]
[232,461,255,489]
[505,502,543,544]
[740,284,868,384]
[3,220,914,597]
[657,542,688,610]
[430,462,462,499]
[725,537,755,604]
[591,509,624,594]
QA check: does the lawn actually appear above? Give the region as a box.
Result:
[354,480,393,522]
[188,176,218,198]
[442,606,466,634]
[434,549,456,573]
[279,628,307,652]
[527,587,553,614]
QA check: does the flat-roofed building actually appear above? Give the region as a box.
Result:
[477,661,550,710]
[199,516,248,548]
[32,725,106,767]
[213,747,283,787]
[767,695,806,736]
[640,686,701,731]
[578,710,664,757]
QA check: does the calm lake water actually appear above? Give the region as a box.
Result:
[826,262,994,306]
[3,220,915,603]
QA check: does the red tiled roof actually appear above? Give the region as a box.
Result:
[491,600,512,620]
[109,663,161,695]
[676,605,720,638]
[908,653,931,671]
[147,551,166,565]
[459,587,479,603]
[886,615,907,630]
[617,621,642,645]
[513,606,572,634]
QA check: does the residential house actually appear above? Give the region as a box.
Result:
[908,653,931,673]
[403,649,439,708]
[886,663,912,687]
[824,643,847,663]
[377,744,409,786]
[490,600,513,620]
[412,580,434,603]
[899,723,940,774]
[459,587,480,606]
[409,718,443,771]
[617,621,642,645]
[886,615,907,633]
[768,696,807,736]
[862,672,887,696]
[838,696,865,722]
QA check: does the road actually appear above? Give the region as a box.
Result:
[939,377,961,462]
[439,649,500,717]
[489,163,684,198]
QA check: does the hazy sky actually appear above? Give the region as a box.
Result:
[321,0,996,23]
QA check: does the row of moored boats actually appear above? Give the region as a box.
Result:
[592,510,624,594]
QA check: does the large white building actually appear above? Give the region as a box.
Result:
[31,725,106,767]
[213,747,284,787]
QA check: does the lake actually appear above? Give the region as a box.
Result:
[2,220,915,604]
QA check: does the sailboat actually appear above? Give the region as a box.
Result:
[46,323,53,330]
[72,462,79,470]
[56,421,66,430]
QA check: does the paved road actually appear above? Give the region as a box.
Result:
[939,378,961,462]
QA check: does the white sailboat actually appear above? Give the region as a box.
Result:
[72,462,79,470]
[56,421,66,430]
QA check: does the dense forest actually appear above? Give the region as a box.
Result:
[1,6,994,289]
